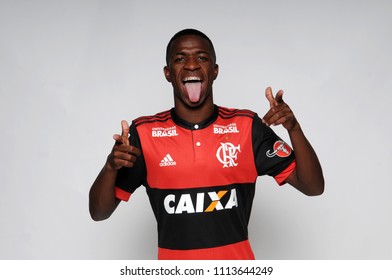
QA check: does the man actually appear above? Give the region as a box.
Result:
[89,29,324,260]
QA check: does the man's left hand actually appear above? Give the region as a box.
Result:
[262,87,299,132]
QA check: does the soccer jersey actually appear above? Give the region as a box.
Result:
[115,105,296,260]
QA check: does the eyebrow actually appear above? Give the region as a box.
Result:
[174,51,210,56]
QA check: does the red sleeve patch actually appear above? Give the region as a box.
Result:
[274,160,296,186]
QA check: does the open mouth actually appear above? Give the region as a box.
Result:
[183,77,202,102]
[183,76,202,84]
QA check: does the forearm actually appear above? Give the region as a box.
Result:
[89,162,120,221]
[288,123,324,196]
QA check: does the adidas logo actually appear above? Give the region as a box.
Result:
[159,154,177,167]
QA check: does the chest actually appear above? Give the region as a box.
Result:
[137,119,258,189]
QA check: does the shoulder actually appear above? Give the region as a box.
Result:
[217,106,256,119]
[133,109,172,127]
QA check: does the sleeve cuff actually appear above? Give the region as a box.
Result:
[115,186,131,201]
[274,160,296,186]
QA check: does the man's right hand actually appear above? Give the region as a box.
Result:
[107,120,141,170]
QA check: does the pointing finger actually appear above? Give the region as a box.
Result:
[121,120,130,145]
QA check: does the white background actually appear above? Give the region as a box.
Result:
[0,0,391,260]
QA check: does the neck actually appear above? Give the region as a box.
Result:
[174,98,215,124]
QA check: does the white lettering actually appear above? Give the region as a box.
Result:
[163,189,238,214]
[152,127,178,137]
[159,161,177,167]
[225,189,238,209]
[196,192,205,213]
[213,124,240,134]
[175,194,195,214]
[164,194,176,214]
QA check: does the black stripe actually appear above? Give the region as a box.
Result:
[146,183,255,250]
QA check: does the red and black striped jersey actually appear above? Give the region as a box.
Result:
[115,105,296,260]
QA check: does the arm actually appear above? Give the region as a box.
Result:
[262,87,324,196]
[89,120,141,221]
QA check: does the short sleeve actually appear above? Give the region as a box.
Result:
[252,114,296,184]
[115,122,147,201]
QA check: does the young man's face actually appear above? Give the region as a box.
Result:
[164,35,219,109]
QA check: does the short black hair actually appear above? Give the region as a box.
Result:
[165,28,216,65]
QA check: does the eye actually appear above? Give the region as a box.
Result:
[174,57,185,63]
[198,56,208,61]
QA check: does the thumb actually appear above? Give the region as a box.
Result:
[121,120,130,145]
[265,87,276,107]
[275,90,284,103]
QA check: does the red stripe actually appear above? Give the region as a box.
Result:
[158,240,255,260]
[134,110,171,126]
[274,160,296,185]
[115,186,131,201]
[219,106,254,114]
[218,107,254,118]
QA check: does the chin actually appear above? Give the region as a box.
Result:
[185,100,204,109]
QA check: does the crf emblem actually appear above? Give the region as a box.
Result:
[216,142,241,168]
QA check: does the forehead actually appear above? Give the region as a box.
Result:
[169,35,212,55]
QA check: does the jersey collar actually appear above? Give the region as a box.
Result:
[170,105,219,130]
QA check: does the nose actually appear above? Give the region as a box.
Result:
[184,56,200,71]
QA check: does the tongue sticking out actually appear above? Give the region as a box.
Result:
[185,82,202,103]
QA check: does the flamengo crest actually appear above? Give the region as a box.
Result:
[216,142,241,168]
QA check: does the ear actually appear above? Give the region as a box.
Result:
[213,64,219,80]
[163,66,171,82]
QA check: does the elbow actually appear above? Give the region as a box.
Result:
[89,209,102,222]
[90,212,104,222]
[89,204,111,222]
[291,171,325,196]
[306,185,324,196]
[90,212,111,222]
[304,178,325,196]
